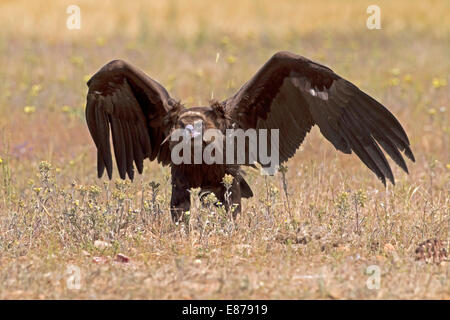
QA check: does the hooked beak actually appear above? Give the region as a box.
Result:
[185,124,201,138]
[160,124,202,146]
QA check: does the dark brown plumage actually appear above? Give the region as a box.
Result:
[85,51,415,222]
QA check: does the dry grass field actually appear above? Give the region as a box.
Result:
[0,0,448,299]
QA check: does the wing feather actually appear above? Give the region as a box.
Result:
[86,59,177,180]
[225,51,414,184]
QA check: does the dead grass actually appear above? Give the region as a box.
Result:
[0,0,448,299]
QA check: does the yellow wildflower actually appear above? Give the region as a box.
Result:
[30,84,42,96]
[24,105,36,114]
[96,36,106,47]
[427,108,437,115]
[403,74,412,83]
[432,77,447,88]
[226,55,236,65]
[390,68,400,76]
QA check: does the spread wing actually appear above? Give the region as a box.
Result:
[225,51,415,185]
[85,59,177,180]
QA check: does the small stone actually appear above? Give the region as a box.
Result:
[115,253,130,263]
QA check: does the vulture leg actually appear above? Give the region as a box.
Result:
[228,180,242,219]
[170,184,191,223]
[199,182,242,219]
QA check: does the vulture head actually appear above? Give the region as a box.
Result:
[85,51,415,222]
[162,103,228,146]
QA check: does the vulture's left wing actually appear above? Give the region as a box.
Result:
[225,51,415,185]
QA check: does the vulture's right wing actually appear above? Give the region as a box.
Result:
[86,60,177,180]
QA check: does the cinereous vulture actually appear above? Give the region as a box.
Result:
[85,51,415,222]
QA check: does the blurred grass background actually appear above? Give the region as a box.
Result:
[0,0,448,299]
[1,0,449,38]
